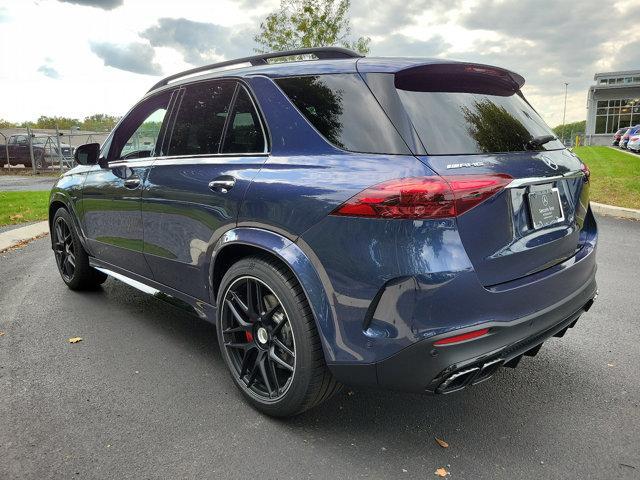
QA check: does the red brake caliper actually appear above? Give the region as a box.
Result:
[245,331,254,343]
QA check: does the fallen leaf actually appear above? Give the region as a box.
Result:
[435,437,449,448]
[0,331,5,337]
[435,467,450,477]
[68,337,83,344]
[9,214,24,221]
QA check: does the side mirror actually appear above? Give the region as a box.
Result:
[74,143,100,165]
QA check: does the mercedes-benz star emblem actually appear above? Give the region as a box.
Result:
[541,155,559,170]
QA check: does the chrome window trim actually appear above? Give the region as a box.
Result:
[107,151,270,168]
[505,170,585,189]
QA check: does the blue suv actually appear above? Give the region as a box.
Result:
[50,47,598,416]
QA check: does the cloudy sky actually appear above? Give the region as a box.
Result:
[1,0,638,127]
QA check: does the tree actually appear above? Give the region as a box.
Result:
[82,113,120,132]
[254,0,370,55]
[552,120,585,138]
[0,119,17,128]
[32,115,80,130]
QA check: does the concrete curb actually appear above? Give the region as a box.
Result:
[606,146,640,159]
[592,202,640,221]
[0,221,49,252]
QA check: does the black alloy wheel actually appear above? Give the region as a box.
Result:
[51,208,107,290]
[53,216,76,282]
[220,276,296,401]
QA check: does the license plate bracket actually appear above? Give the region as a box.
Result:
[527,185,564,229]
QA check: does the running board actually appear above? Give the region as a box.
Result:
[89,258,217,322]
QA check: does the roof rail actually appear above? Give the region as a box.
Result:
[147,47,363,92]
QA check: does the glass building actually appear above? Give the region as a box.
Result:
[586,70,640,145]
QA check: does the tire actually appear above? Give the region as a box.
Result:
[35,153,47,170]
[52,208,107,290]
[216,255,341,417]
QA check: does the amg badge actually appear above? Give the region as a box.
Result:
[446,162,485,169]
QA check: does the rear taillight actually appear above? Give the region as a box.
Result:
[330,174,512,219]
[581,163,590,182]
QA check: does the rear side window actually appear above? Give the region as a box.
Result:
[275,74,409,154]
[168,81,235,156]
[222,86,266,154]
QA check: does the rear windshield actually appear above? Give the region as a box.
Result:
[395,73,564,155]
[275,74,409,154]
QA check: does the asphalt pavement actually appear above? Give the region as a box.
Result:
[1,215,639,479]
[0,174,58,191]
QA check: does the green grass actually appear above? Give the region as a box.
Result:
[0,191,49,226]
[573,146,640,209]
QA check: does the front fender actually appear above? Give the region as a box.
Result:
[49,189,90,251]
[210,227,339,362]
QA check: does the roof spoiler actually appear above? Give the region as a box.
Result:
[395,63,525,96]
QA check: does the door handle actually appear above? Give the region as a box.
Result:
[208,176,236,194]
[124,177,141,189]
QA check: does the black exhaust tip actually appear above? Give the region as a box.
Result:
[472,358,503,385]
[436,366,480,393]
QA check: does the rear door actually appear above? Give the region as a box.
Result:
[142,80,268,301]
[365,65,591,286]
[9,135,29,163]
[80,90,173,277]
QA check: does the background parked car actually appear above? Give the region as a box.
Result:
[32,136,74,166]
[612,127,627,145]
[0,134,47,168]
[619,125,640,149]
[627,133,640,152]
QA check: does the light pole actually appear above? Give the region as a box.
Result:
[561,82,569,144]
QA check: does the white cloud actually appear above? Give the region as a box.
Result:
[0,0,637,127]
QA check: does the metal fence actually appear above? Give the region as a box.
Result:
[0,127,110,173]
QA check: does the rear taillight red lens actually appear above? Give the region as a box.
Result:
[581,163,590,182]
[330,174,512,219]
[444,174,513,216]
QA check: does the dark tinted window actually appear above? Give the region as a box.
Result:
[168,81,235,156]
[109,91,171,160]
[222,86,265,153]
[275,74,409,154]
[396,84,564,155]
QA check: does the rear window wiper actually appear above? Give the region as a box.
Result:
[526,135,557,150]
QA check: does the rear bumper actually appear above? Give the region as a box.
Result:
[329,274,597,393]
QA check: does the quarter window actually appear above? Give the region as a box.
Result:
[167,81,235,156]
[275,74,410,154]
[221,86,265,154]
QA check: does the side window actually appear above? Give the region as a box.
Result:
[167,81,235,156]
[110,91,171,160]
[221,86,266,154]
[275,74,410,154]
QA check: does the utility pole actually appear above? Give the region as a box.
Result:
[562,82,569,145]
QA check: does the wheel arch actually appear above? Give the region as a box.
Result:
[48,192,88,251]
[210,227,340,363]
